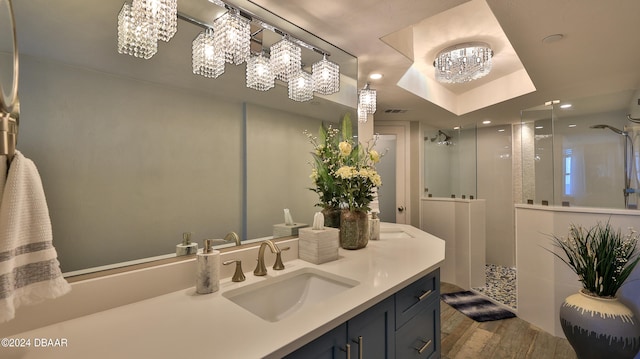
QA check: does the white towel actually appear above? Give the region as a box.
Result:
[0,150,71,322]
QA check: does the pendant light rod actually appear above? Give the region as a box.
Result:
[205,0,331,57]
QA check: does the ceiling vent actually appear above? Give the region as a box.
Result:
[384,108,408,114]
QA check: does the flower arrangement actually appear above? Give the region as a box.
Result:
[305,113,383,212]
[549,221,639,298]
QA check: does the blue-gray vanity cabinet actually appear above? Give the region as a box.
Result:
[285,268,440,359]
[284,297,394,359]
[395,269,440,358]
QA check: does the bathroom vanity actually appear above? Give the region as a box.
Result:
[3,224,444,358]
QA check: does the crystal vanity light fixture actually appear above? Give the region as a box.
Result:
[433,42,493,84]
[119,0,342,102]
[117,2,158,59]
[288,69,313,102]
[246,52,275,91]
[271,37,302,82]
[192,28,225,78]
[358,83,377,114]
[312,54,340,95]
[213,9,251,65]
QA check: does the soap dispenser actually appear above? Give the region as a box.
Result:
[176,232,198,256]
[196,239,220,294]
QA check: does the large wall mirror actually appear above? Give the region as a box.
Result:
[6,0,357,273]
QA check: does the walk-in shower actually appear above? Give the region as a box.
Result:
[590,124,636,208]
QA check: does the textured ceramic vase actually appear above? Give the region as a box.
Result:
[559,290,640,359]
[321,207,341,229]
[339,209,369,250]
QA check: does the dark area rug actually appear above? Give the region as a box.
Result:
[441,290,516,322]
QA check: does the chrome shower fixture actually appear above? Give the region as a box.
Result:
[590,123,635,208]
[430,130,453,146]
[590,124,627,136]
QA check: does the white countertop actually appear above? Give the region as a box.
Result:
[5,223,444,359]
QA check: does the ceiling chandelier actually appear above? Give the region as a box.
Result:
[433,42,493,84]
[117,0,342,103]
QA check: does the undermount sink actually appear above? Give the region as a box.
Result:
[379,229,414,240]
[222,267,359,322]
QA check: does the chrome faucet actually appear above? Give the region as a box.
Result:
[224,231,241,246]
[254,240,281,276]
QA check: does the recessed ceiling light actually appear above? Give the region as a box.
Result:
[560,103,572,109]
[542,34,564,44]
[535,126,544,129]
[453,126,460,130]
[498,129,505,132]
[369,73,383,80]
[482,120,491,125]
[568,124,577,128]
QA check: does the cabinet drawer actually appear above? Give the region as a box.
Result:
[395,269,439,329]
[395,301,440,359]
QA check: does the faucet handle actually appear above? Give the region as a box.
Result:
[223,259,246,282]
[273,246,290,271]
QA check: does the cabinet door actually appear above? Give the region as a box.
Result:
[347,296,395,359]
[284,323,347,359]
[395,298,440,359]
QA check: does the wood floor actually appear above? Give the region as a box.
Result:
[440,282,577,359]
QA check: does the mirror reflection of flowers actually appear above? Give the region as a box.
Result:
[305,113,385,212]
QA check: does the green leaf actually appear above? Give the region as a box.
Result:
[341,113,352,142]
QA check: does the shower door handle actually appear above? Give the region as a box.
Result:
[397,206,405,213]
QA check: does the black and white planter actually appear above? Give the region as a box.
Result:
[560,290,640,359]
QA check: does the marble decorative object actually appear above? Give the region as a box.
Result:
[176,232,198,256]
[196,249,220,294]
[298,227,339,264]
[273,223,308,239]
[176,242,198,256]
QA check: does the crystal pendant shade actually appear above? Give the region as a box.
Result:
[359,85,376,114]
[288,70,313,102]
[271,37,302,82]
[312,55,340,95]
[433,42,493,84]
[246,53,275,91]
[136,0,177,42]
[213,10,251,65]
[357,105,368,123]
[192,28,225,78]
[117,2,158,59]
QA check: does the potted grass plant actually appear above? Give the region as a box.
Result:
[549,221,640,359]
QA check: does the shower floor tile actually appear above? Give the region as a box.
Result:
[472,264,517,310]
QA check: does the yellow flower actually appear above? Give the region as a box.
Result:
[369,149,380,163]
[339,141,352,156]
[310,168,318,181]
[336,166,356,179]
[315,145,324,156]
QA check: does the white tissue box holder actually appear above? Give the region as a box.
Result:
[298,227,339,264]
[273,223,308,239]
